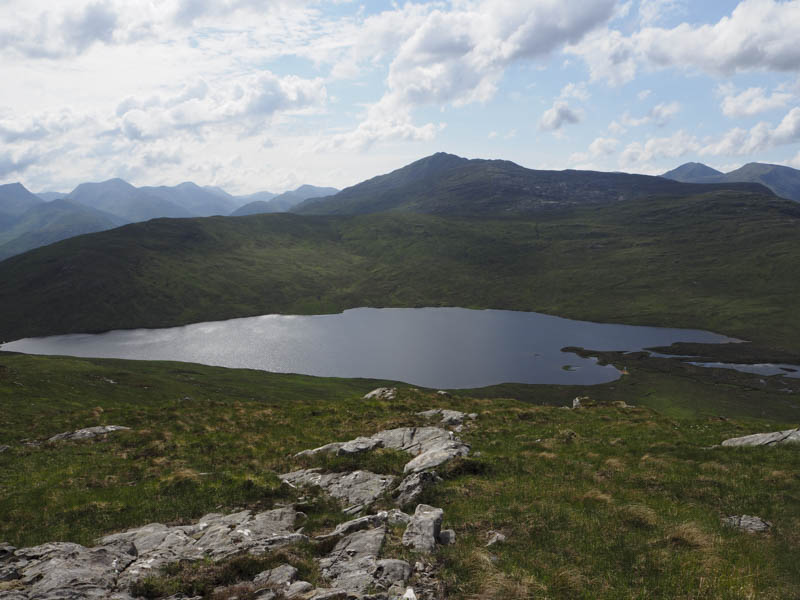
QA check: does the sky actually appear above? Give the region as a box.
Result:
[1,0,799,195]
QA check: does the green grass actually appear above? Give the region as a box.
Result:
[1,190,799,354]
[0,352,798,598]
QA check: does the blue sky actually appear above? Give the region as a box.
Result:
[1,0,799,193]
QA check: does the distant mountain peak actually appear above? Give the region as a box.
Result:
[662,162,724,182]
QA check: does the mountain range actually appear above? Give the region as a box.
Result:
[294,153,772,216]
[232,185,338,216]
[662,162,800,201]
[0,153,791,263]
[0,180,338,261]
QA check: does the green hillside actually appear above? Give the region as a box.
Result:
[1,190,798,353]
[295,153,773,216]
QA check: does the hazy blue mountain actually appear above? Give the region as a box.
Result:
[0,182,44,216]
[661,163,724,183]
[723,163,800,202]
[202,186,239,200]
[294,152,773,217]
[232,184,338,216]
[140,182,239,217]
[0,199,123,261]
[68,178,192,222]
[663,162,800,201]
[36,191,69,202]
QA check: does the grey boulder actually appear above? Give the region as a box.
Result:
[47,426,130,443]
[362,388,397,401]
[402,505,443,554]
[722,515,772,533]
[721,428,800,447]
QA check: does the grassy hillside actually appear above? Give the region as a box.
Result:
[295,153,773,216]
[0,352,798,598]
[0,190,798,353]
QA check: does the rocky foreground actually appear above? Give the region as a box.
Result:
[0,386,795,600]
[0,393,478,600]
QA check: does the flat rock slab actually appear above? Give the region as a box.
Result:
[6,540,138,599]
[47,426,130,443]
[2,509,304,597]
[280,469,395,511]
[417,409,477,427]
[721,428,800,447]
[722,515,772,533]
[403,441,469,474]
[318,527,410,595]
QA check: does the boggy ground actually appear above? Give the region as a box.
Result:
[0,351,799,599]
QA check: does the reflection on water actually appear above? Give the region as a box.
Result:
[1,307,737,388]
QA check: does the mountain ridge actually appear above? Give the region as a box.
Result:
[295,152,774,217]
[663,161,800,201]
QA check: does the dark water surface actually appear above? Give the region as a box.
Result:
[1,307,737,388]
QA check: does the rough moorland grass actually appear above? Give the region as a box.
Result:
[0,352,798,598]
[1,191,799,353]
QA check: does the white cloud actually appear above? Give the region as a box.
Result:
[620,129,699,165]
[637,89,652,101]
[334,0,615,152]
[539,101,582,131]
[559,82,591,101]
[569,0,800,84]
[719,85,793,118]
[621,101,680,127]
[589,136,620,156]
[638,0,686,26]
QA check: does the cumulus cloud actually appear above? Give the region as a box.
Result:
[539,101,581,131]
[115,72,326,141]
[638,0,687,25]
[559,82,591,101]
[569,0,800,84]
[619,105,800,167]
[332,0,615,151]
[589,136,620,156]
[620,129,699,165]
[316,97,441,152]
[719,85,793,118]
[621,101,681,127]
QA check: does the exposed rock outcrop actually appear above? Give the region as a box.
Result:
[292,425,470,476]
[279,469,395,513]
[362,388,397,401]
[721,428,800,447]
[47,426,130,443]
[318,526,411,594]
[722,515,772,533]
[402,505,444,554]
[416,408,477,428]
[394,471,442,507]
